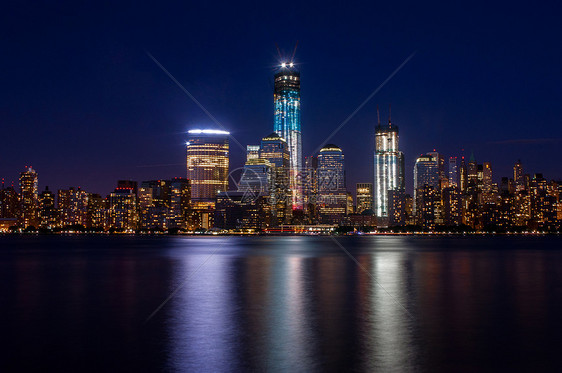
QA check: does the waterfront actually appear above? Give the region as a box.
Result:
[2,236,562,371]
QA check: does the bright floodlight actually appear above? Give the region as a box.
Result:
[188,129,230,135]
[289,62,294,67]
[281,62,286,68]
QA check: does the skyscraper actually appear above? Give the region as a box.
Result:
[19,167,39,228]
[169,178,191,230]
[468,153,478,186]
[186,129,229,203]
[317,144,347,223]
[514,160,524,192]
[413,152,443,214]
[374,108,404,219]
[39,186,57,228]
[259,132,291,224]
[448,157,458,188]
[482,162,493,195]
[459,156,468,192]
[187,129,229,229]
[274,64,302,210]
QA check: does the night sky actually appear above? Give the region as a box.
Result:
[1,2,561,196]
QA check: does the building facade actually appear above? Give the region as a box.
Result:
[317,144,347,224]
[19,167,39,228]
[356,183,373,214]
[187,129,229,229]
[274,65,302,210]
[374,111,404,220]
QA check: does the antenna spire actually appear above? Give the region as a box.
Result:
[376,105,380,125]
[275,43,283,61]
[388,104,392,124]
[290,40,299,63]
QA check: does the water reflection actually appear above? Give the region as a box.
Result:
[2,236,562,371]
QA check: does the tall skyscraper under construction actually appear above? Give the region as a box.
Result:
[374,107,404,220]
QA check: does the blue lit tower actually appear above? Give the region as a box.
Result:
[374,107,404,219]
[274,62,302,210]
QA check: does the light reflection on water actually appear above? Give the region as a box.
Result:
[2,235,562,371]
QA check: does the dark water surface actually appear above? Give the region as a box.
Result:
[1,235,562,372]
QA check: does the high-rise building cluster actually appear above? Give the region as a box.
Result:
[406,155,562,231]
[0,169,193,232]
[2,59,561,233]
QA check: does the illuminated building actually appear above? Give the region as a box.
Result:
[303,156,318,222]
[317,144,347,224]
[213,156,274,230]
[58,187,88,227]
[0,184,20,219]
[388,189,406,226]
[139,180,170,230]
[527,174,558,230]
[459,156,468,192]
[356,183,373,214]
[215,192,271,230]
[259,132,291,225]
[246,145,260,161]
[187,129,229,202]
[374,108,404,219]
[514,160,524,192]
[107,186,138,231]
[482,162,493,202]
[187,129,229,229]
[19,167,39,228]
[413,153,441,212]
[39,186,57,228]
[86,193,105,230]
[448,157,458,188]
[442,186,461,226]
[274,63,302,210]
[318,144,345,192]
[238,158,272,195]
[413,152,445,228]
[416,184,436,230]
[346,192,354,215]
[467,153,478,188]
[169,178,191,230]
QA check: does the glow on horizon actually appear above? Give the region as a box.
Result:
[188,129,230,135]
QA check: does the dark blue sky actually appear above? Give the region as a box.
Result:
[1,1,561,196]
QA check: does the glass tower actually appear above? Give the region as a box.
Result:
[186,129,230,204]
[274,65,302,210]
[317,144,347,223]
[413,152,443,214]
[374,113,404,218]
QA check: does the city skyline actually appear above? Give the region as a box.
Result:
[2,2,561,197]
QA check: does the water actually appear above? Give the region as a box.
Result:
[1,235,562,372]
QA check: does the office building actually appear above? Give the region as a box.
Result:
[19,167,39,228]
[259,132,291,225]
[169,177,191,230]
[187,129,229,229]
[374,108,404,219]
[448,157,458,188]
[356,183,373,214]
[317,144,347,224]
[274,63,302,210]
[39,186,57,228]
[514,160,524,192]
